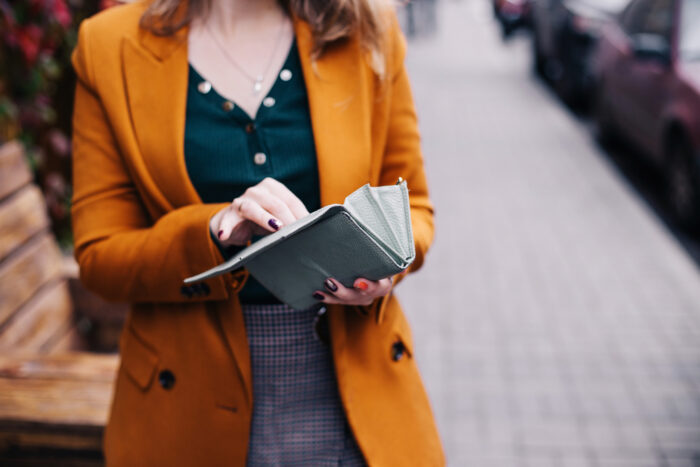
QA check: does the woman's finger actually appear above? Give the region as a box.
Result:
[245,185,297,225]
[235,197,283,234]
[322,278,356,301]
[312,277,394,306]
[352,277,381,295]
[216,206,239,242]
[261,177,310,219]
[314,289,374,306]
[372,278,393,297]
[216,207,252,245]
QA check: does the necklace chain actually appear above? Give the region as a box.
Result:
[205,17,289,95]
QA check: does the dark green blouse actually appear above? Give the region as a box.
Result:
[184,38,321,304]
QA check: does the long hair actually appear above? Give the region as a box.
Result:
[139,0,395,77]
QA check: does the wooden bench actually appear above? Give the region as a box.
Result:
[0,141,121,466]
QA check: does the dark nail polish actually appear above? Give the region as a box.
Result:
[324,279,338,292]
[218,230,223,239]
[268,218,280,230]
[313,292,324,300]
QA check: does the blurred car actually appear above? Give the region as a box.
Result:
[593,0,700,227]
[531,0,629,103]
[493,0,533,35]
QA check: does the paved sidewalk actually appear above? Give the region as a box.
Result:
[395,1,700,466]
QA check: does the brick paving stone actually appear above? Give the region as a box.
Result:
[665,459,698,467]
[395,0,700,465]
[560,458,596,467]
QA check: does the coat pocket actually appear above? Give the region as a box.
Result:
[120,325,160,391]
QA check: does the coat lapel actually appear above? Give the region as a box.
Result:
[293,19,373,206]
[122,28,201,209]
[122,8,372,405]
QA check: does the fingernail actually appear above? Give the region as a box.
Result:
[313,292,324,300]
[355,280,368,291]
[218,230,223,239]
[268,218,280,230]
[324,278,338,292]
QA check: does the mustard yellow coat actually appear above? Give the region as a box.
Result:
[70,0,443,465]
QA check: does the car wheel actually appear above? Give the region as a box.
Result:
[532,29,546,77]
[502,22,514,38]
[555,67,577,105]
[666,137,700,230]
[553,55,583,107]
[592,83,617,146]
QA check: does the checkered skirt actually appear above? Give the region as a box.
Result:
[242,303,366,466]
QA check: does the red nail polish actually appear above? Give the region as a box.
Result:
[355,280,368,291]
[218,230,223,239]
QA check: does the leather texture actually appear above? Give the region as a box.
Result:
[185,181,415,309]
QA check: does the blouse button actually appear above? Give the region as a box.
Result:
[222,100,234,112]
[253,152,267,165]
[263,97,276,107]
[280,69,292,81]
[197,81,212,94]
[245,123,255,133]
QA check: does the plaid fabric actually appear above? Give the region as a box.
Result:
[242,303,366,466]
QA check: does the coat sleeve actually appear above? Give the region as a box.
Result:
[70,18,235,303]
[357,13,435,321]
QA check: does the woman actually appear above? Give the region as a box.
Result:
[70,0,444,464]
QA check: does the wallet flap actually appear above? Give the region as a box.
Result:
[343,181,414,261]
[184,204,344,284]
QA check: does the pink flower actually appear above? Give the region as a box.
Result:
[52,0,72,28]
[17,25,42,65]
[46,172,67,194]
[47,129,70,157]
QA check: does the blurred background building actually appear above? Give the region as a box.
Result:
[0,0,699,465]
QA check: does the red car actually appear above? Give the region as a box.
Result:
[593,0,700,227]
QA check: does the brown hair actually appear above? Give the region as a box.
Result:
[139,0,395,77]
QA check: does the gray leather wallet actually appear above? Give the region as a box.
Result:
[184,180,415,310]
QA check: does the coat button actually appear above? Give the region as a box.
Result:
[190,283,210,297]
[180,285,193,298]
[391,341,406,362]
[222,100,234,111]
[158,370,176,389]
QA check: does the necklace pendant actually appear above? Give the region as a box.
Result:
[253,76,263,95]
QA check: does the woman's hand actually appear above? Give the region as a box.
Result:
[313,277,392,306]
[210,177,309,246]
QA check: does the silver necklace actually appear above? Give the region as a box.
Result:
[205,18,289,96]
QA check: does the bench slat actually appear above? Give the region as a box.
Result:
[0,353,118,461]
[0,186,50,263]
[0,235,65,328]
[0,353,117,383]
[0,141,32,201]
[0,282,74,354]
